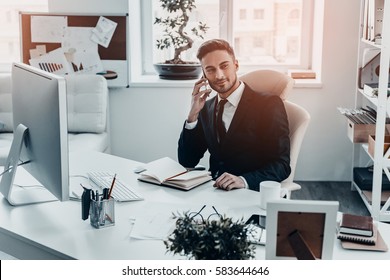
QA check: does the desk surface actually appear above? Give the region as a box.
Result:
[0,151,389,260]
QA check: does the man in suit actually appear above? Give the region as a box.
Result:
[178,39,290,191]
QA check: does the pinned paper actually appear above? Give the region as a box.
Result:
[69,49,104,74]
[62,27,98,54]
[29,47,72,75]
[29,45,47,59]
[61,26,104,74]
[31,15,67,43]
[91,16,118,48]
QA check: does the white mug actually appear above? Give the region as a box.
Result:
[260,181,281,209]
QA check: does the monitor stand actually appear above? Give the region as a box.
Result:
[0,124,57,206]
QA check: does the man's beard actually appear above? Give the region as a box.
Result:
[210,76,237,94]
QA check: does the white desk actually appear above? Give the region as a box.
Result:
[0,151,389,260]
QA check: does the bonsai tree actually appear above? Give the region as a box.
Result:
[164,211,256,260]
[154,0,209,64]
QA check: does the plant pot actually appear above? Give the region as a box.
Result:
[154,63,202,80]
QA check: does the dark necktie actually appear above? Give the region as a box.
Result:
[216,99,228,143]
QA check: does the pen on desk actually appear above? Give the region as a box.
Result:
[108,173,117,199]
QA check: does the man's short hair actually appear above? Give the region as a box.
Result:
[196,39,236,61]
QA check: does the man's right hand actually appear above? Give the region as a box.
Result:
[187,77,212,123]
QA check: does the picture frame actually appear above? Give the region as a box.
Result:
[265,199,339,260]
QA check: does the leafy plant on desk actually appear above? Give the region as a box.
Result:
[164,212,255,260]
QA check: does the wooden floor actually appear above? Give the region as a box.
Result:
[291,181,370,216]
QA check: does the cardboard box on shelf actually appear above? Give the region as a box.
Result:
[347,120,390,143]
[368,135,390,158]
[347,120,376,143]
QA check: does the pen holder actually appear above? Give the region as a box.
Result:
[89,198,115,229]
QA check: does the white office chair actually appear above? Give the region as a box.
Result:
[240,69,311,198]
[65,74,110,153]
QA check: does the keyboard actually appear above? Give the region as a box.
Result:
[87,171,144,202]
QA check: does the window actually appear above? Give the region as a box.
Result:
[239,9,247,20]
[254,9,265,20]
[0,0,48,72]
[138,0,318,77]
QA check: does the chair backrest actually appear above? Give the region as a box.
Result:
[65,74,108,134]
[0,74,13,132]
[240,69,310,183]
[240,69,294,101]
[282,100,310,183]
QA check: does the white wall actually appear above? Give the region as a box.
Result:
[49,0,360,181]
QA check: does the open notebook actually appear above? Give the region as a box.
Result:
[138,157,212,191]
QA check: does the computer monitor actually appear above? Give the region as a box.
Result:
[0,62,69,205]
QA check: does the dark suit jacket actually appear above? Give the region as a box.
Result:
[178,83,291,191]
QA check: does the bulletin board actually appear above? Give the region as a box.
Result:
[19,12,129,87]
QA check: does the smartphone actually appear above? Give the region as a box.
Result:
[245,214,266,229]
[245,214,267,245]
[200,74,210,92]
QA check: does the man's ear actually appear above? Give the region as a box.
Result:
[234,59,239,72]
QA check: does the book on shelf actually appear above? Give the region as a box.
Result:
[363,82,390,97]
[137,157,212,191]
[339,213,373,237]
[337,224,377,245]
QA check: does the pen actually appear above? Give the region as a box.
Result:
[108,173,117,199]
[103,188,109,200]
[186,166,206,171]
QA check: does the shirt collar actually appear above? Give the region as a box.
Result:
[217,81,245,107]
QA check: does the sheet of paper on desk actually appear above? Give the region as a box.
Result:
[129,203,231,240]
[129,202,189,240]
[130,212,176,240]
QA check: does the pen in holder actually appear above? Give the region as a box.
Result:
[89,197,115,229]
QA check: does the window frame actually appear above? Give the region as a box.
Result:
[0,0,48,73]
[139,0,316,76]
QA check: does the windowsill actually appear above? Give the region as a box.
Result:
[129,74,199,88]
[1,70,323,89]
[129,74,323,89]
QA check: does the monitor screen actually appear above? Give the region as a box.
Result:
[0,62,69,205]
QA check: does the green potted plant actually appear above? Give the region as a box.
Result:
[164,211,256,260]
[153,0,209,80]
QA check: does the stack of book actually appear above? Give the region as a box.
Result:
[337,213,387,251]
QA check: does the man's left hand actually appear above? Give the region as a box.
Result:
[213,172,245,191]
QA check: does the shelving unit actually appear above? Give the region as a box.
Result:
[351,0,390,222]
